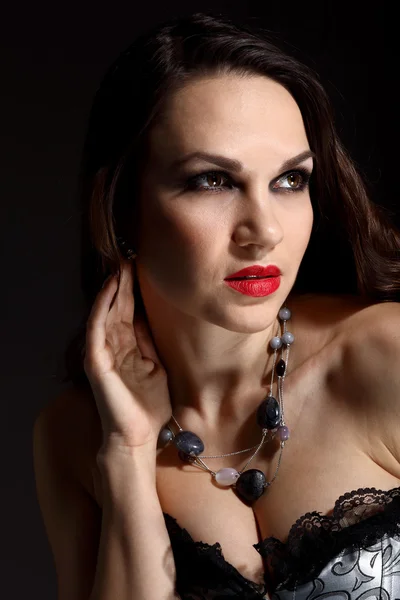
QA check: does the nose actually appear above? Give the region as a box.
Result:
[232,186,284,251]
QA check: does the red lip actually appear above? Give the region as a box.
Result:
[225,264,281,279]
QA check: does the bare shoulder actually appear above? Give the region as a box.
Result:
[318,293,400,366]
[286,291,378,365]
[338,298,400,400]
[288,291,377,333]
[302,294,400,472]
[348,300,400,474]
[290,291,399,370]
[292,292,400,473]
[36,385,103,501]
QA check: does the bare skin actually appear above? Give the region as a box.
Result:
[63,75,400,586]
[134,74,315,430]
[68,291,400,588]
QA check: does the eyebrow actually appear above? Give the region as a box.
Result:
[171,149,316,174]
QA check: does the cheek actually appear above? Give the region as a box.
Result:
[287,199,313,247]
[177,210,227,254]
[139,201,211,280]
[137,194,186,254]
[152,199,220,256]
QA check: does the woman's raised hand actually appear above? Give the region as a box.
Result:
[83,260,172,457]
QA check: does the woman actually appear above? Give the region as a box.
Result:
[34,11,400,600]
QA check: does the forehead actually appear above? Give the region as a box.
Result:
[146,74,309,166]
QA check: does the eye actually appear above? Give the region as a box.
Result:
[271,169,311,193]
[183,167,312,195]
[184,170,233,193]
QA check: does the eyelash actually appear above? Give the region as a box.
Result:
[184,168,312,195]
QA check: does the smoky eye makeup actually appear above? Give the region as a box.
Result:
[270,167,312,192]
[179,165,313,195]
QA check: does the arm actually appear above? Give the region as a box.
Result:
[33,393,180,600]
[90,447,180,600]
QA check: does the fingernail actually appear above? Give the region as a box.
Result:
[101,275,112,288]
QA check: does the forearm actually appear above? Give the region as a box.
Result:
[89,448,179,600]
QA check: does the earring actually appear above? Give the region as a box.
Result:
[117,237,137,260]
[126,248,137,260]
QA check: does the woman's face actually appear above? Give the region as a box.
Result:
[134,74,314,331]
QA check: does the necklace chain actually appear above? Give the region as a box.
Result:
[160,306,292,502]
[169,316,283,459]
[170,415,275,458]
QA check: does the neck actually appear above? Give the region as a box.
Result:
[136,266,300,430]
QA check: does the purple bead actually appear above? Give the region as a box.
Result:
[278,425,290,441]
[215,468,240,486]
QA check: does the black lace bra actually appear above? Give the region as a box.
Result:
[163,486,400,599]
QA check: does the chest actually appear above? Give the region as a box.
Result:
[154,339,399,586]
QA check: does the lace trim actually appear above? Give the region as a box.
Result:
[164,512,268,598]
[254,486,400,589]
[163,486,400,595]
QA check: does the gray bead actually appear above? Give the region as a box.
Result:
[279,307,291,321]
[235,469,266,505]
[173,430,204,456]
[270,336,282,350]
[281,331,294,345]
[157,427,173,449]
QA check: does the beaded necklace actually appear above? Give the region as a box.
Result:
[118,238,294,506]
[157,306,294,506]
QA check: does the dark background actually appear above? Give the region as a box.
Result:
[1,1,387,598]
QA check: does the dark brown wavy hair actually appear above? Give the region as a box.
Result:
[61,11,399,390]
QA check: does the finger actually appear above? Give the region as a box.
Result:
[133,314,163,365]
[86,275,119,360]
[110,260,135,323]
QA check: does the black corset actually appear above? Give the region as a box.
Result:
[163,486,400,599]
